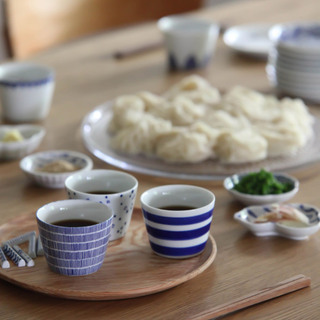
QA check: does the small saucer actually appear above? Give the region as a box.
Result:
[223,23,273,59]
[20,150,93,188]
[234,203,320,240]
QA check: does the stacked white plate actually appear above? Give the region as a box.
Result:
[267,22,320,103]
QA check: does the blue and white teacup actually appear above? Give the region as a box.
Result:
[36,199,113,276]
[65,169,138,241]
[140,184,215,259]
[0,62,55,122]
[158,15,220,70]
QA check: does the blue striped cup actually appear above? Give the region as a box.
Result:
[140,185,215,259]
[36,199,113,276]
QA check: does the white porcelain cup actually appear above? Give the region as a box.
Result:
[0,62,55,122]
[158,15,220,70]
[140,184,215,259]
[65,169,138,241]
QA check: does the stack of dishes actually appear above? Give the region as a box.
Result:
[267,22,320,103]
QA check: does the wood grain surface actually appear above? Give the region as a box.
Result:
[1,0,320,319]
[0,208,216,300]
[191,274,311,319]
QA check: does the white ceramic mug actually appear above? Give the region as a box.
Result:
[0,62,55,122]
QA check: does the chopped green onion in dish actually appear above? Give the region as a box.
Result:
[233,169,294,195]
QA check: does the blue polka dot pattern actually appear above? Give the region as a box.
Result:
[67,186,138,241]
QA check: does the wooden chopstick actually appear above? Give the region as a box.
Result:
[191,274,311,320]
[112,23,229,60]
[113,41,164,59]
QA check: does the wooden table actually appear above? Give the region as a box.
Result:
[1,0,320,318]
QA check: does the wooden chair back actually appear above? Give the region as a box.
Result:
[4,0,203,59]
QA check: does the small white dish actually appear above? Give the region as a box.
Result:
[234,203,320,240]
[0,124,45,160]
[223,172,299,206]
[223,23,273,59]
[20,150,93,188]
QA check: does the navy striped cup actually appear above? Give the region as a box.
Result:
[37,199,113,276]
[140,185,215,259]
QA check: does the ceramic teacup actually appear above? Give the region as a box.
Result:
[0,62,55,122]
[158,15,220,70]
[65,169,138,241]
[36,199,113,276]
[140,184,215,259]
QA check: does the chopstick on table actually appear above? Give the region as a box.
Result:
[113,41,164,59]
[191,274,311,320]
[113,22,229,60]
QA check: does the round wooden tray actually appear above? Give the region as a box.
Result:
[0,208,217,300]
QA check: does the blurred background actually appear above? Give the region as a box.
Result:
[0,0,237,61]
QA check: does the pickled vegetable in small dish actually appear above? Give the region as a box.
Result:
[20,150,93,188]
[223,170,299,206]
[1,129,24,142]
[0,125,45,160]
[36,159,81,173]
[233,169,293,195]
[234,203,320,240]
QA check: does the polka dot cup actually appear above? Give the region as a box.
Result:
[65,169,138,241]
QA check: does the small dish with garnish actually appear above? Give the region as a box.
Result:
[234,203,320,240]
[0,125,45,160]
[20,150,93,188]
[223,169,299,206]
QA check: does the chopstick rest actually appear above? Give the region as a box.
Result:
[2,243,26,267]
[28,233,37,258]
[12,245,35,267]
[0,247,10,269]
[36,236,44,256]
[5,231,37,258]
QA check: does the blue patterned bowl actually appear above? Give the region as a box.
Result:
[20,149,93,189]
[36,200,113,276]
[140,185,215,259]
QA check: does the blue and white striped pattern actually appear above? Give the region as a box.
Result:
[36,199,113,276]
[142,207,214,258]
[38,220,112,276]
[0,247,10,269]
[2,243,25,267]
